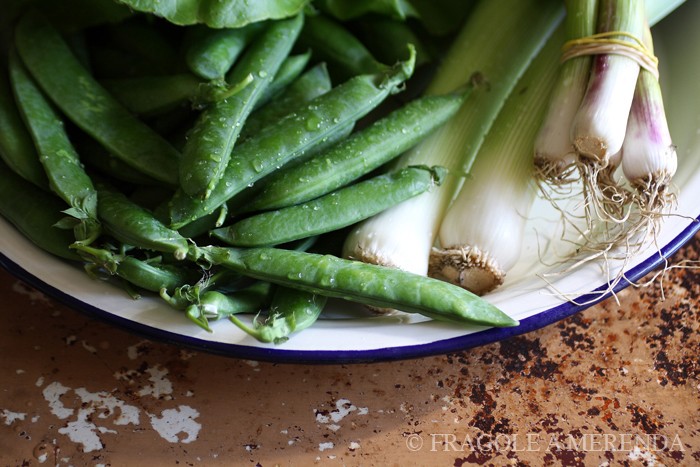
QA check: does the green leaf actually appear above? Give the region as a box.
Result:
[315,0,418,20]
[114,0,310,28]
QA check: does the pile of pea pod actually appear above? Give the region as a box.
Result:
[0,0,518,344]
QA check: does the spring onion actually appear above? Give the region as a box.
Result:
[620,23,677,218]
[430,26,565,295]
[534,0,597,185]
[433,0,682,294]
[342,0,565,277]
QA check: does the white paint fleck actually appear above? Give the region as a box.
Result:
[245,360,259,367]
[12,281,51,304]
[280,429,288,435]
[148,406,201,444]
[73,388,140,426]
[185,390,194,397]
[288,440,295,445]
[319,442,334,452]
[36,376,45,387]
[1,409,26,425]
[628,446,660,466]
[37,453,48,463]
[328,455,336,459]
[16,369,25,375]
[328,424,341,432]
[59,415,104,452]
[126,340,149,360]
[349,441,360,451]
[315,412,329,424]
[32,415,40,423]
[65,335,77,346]
[44,382,140,452]
[137,365,173,399]
[81,341,97,354]
[43,382,74,419]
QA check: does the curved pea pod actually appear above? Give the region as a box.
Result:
[184,22,264,80]
[179,14,304,200]
[211,165,447,247]
[100,74,203,116]
[96,186,190,260]
[168,47,416,229]
[247,90,469,212]
[14,10,182,185]
[161,281,273,332]
[115,256,196,295]
[8,50,100,245]
[298,12,388,80]
[0,159,79,261]
[193,246,518,328]
[0,59,47,189]
[240,61,332,140]
[229,285,327,344]
[74,135,162,187]
[252,51,311,112]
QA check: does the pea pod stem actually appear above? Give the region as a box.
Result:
[168,47,416,229]
[191,246,518,328]
[178,14,304,200]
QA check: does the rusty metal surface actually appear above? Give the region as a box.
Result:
[0,234,698,466]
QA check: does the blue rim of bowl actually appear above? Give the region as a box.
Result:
[1,215,699,364]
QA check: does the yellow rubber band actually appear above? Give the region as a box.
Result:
[561,30,658,78]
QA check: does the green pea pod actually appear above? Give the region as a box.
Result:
[253,51,311,112]
[184,22,264,80]
[115,256,196,295]
[100,74,203,116]
[168,47,416,229]
[0,59,47,189]
[161,280,272,331]
[212,165,446,247]
[193,245,518,327]
[298,12,388,80]
[179,14,304,200]
[230,285,327,344]
[247,90,469,212]
[74,135,162,187]
[14,10,182,185]
[8,49,100,245]
[240,61,332,140]
[0,159,78,261]
[359,17,433,67]
[315,0,417,21]
[96,186,190,260]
